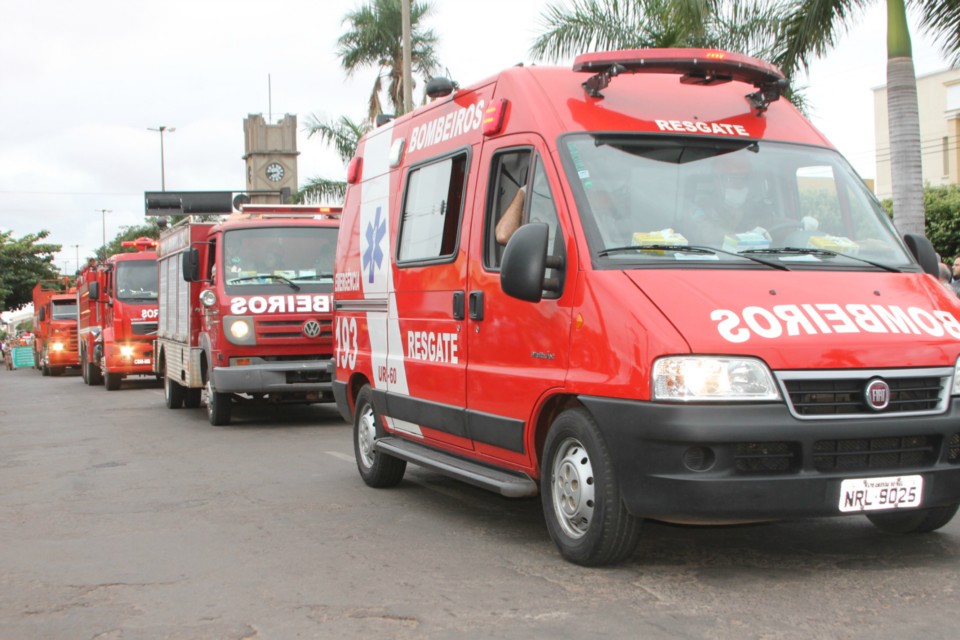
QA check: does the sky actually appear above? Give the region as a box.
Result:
[0,0,953,279]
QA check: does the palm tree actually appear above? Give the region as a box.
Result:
[530,0,789,70]
[337,0,440,121]
[297,115,373,204]
[779,0,960,236]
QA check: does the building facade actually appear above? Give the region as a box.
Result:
[873,68,960,199]
[242,114,299,204]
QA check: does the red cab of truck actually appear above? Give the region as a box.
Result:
[76,238,159,390]
[152,199,340,426]
[32,278,80,376]
[334,49,960,565]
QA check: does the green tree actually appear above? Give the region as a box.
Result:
[779,0,960,237]
[0,230,61,310]
[298,115,373,204]
[338,0,440,120]
[883,184,960,261]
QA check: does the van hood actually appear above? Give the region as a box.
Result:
[626,269,960,370]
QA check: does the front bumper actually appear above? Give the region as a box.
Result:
[211,359,333,395]
[580,396,960,521]
[104,341,154,375]
[48,349,79,367]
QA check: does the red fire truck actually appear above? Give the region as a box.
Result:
[150,197,339,426]
[334,48,960,565]
[32,278,80,376]
[76,238,159,390]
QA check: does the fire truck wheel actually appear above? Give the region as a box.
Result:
[88,361,103,386]
[50,367,65,377]
[184,388,202,409]
[206,380,232,426]
[867,503,959,534]
[41,360,50,376]
[164,376,185,409]
[354,385,406,487]
[104,372,122,391]
[541,408,641,566]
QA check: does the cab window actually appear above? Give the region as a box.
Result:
[397,152,468,263]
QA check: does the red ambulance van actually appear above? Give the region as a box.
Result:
[333,48,960,565]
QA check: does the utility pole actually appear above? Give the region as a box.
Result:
[401,0,413,113]
[147,126,175,191]
[97,209,111,259]
[72,244,80,275]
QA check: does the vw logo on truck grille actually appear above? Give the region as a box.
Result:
[864,378,891,411]
[302,319,322,339]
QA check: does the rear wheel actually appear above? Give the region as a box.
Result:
[354,385,406,487]
[104,371,122,391]
[206,379,232,426]
[541,408,641,566]
[867,503,959,534]
[184,388,202,409]
[164,369,184,409]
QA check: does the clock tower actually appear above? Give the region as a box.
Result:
[242,113,299,203]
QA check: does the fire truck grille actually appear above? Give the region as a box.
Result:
[255,318,332,342]
[53,326,79,351]
[812,435,939,472]
[778,371,947,419]
[734,442,799,474]
[948,433,960,463]
[131,322,158,336]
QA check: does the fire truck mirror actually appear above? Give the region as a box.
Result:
[902,233,939,278]
[38,307,46,322]
[500,222,549,303]
[88,282,100,302]
[182,248,201,282]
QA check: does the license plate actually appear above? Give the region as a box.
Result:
[838,475,923,513]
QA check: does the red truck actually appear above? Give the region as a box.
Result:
[76,238,160,390]
[151,198,340,425]
[32,278,80,376]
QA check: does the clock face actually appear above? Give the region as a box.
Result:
[265,162,285,182]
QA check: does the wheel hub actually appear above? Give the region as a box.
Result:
[357,407,377,468]
[552,438,595,539]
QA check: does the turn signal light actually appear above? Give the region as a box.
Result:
[482,99,508,136]
[347,157,363,184]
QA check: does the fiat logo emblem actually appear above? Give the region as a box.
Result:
[302,319,322,339]
[864,378,890,411]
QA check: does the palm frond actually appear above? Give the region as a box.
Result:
[916,0,960,67]
[297,178,347,205]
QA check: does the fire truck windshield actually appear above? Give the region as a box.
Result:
[560,135,913,271]
[223,226,338,290]
[116,260,159,300]
[52,301,78,320]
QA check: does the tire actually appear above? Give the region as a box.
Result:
[50,367,64,377]
[541,408,641,566]
[104,371,122,391]
[41,359,50,376]
[353,385,406,488]
[81,353,89,385]
[87,360,103,386]
[206,379,232,426]
[867,503,959,534]
[164,374,185,409]
[184,388,202,409]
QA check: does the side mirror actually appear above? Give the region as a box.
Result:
[38,307,46,322]
[501,223,550,302]
[903,233,939,278]
[88,282,100,301]
[182,248,200,282]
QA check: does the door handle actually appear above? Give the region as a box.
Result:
[469,291,484,321]
[452,291,465,320]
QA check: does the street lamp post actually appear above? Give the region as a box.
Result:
[97,209,111,259]
[147,125,176,191]
[72,244,80,275]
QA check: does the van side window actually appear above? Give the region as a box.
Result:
[397,152,468,263]
[485,149,532,269]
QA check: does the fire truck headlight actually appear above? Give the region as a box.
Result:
[120,345,135,358]
[224,316,255,346]
[51,342,65,352]
[653,356,781,402]
[200,289,217,308]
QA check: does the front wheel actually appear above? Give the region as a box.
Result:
[206,379,232,426]
[541,408,641,566]
[867,503,959,534]
[104,371,122,391]
[354,385,405,487]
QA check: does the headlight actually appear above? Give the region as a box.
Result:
[224,316,255,346]
[51,342,64,352]
[653,356,781,402]
[120,345,134,357]
[200,289,217,308]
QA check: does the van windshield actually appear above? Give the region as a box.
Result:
[560,135,913,270]
[223,226,338,291]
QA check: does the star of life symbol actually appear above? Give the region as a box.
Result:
[362,206,386,284]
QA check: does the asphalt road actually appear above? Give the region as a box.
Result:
[2,365,959,639]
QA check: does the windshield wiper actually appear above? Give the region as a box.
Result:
[293,273,334,281]
[740,247,902,273]
[598,244,789,270]
[228,274,301,291]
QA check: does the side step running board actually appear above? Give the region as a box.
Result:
[375,437,539,498]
